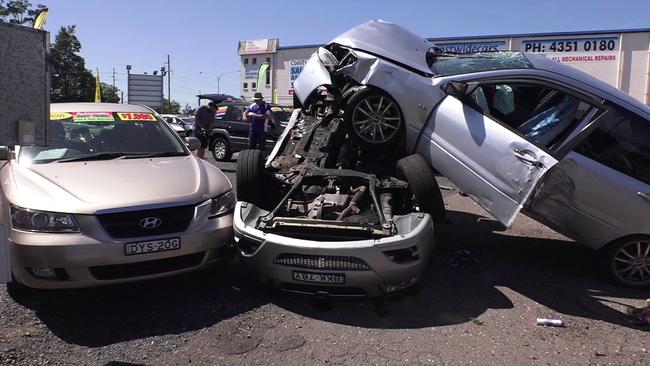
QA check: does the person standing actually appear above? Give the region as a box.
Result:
[193,101,217,159]
[243,92,273,150]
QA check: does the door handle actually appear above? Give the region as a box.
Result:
[638,192,650,203]
[513,149,542,168]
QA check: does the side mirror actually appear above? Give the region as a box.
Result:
[184,137,201,151]
[443,81,468,97]
[0,146,10,160]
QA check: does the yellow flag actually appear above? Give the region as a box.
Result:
[272,88,278,104]
[33,8,48,30]
[94,68,101,103]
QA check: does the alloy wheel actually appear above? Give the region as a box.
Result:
[213,141,227,160]
[612,239,650,286]
[351,95,402,144]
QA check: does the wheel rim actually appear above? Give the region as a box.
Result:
[351,95,401,144]
[213,141,227,159]
[612,239,650,285]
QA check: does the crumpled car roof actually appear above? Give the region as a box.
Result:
[330,20,435,75]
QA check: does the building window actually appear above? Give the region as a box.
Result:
[252,58,257,65]
[252,82,257,89]
[244,58,249,65]
[266,57,271,63]
[243,82,248,89]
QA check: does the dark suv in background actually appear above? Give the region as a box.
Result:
[208,102,293,161]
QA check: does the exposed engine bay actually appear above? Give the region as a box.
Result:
[237,106,438,241]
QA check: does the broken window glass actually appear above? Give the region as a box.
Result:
[430,52,532,76]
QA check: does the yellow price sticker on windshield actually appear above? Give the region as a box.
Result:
[50,112,73,120]
[117,112,157,121]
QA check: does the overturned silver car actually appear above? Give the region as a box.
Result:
[236,20,650,290]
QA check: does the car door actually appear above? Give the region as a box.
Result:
[417,80,591,227]
[224,105,252,151]
[526,107,650,247]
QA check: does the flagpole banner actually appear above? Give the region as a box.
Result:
[95,68,101,102]
[33,8,48,30]
[257,63,269,91]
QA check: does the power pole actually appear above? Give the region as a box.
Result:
[121,91,124,104]
[112,68,116,87]
[167,54,171,114]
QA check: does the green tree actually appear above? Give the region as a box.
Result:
[181,104,196,116]
[50,25,96,102]
[0,0,45,25]
[164,99,181,114]
[100,82,120,103]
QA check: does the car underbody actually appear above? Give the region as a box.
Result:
[234,105,443,296]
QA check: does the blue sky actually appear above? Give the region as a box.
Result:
[40,0,650,109]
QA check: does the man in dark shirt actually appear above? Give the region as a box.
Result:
[193,102,217,159]
[243,93,272,150]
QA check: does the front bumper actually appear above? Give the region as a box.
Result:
[233,202,435,297]
[10,213,233,289]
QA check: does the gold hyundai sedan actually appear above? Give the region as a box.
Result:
[2,103,235,289]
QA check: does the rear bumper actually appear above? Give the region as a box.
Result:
[233,202,435,297]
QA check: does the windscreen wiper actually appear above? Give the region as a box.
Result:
[56,152,127,162]
[123,152,187,159]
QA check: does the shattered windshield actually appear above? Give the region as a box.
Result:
[430,52,532,76]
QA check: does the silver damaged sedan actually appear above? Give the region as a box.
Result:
[1,103,235,289]
[238,20,650,291]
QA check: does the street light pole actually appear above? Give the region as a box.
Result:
[200,70,239,94]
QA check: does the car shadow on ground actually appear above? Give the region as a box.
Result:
[7,261,271,347]
[274,209,649,331]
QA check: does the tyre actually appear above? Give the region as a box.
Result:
[397,154,445,221]
[211,136,232,161]
[601,235,650,288]
[344,88,404,150]
[236,149,265,206]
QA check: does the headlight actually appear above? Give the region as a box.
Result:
[11,205,80,233]
[209,190,236,217]
[317,47,339,69]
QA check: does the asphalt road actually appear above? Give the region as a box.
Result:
[0,155,648,365]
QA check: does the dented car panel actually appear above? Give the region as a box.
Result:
[330,20,435,76]
[293,52,332,105]
[417,95,559,227]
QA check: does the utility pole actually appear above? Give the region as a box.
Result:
[121,91,124,104]
[112,68,116,87]
[167,54,171,114]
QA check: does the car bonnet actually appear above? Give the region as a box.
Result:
[329,20,435,75]
[6,157,231,214]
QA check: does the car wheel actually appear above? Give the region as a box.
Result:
[211,137,232,161]
[344,88,404,149]
[602,235,650,288]
[236,149,265,206]
[397,154,445,221]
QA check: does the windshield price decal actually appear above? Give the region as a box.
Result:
[117,112,156,121]
[72,112,114,122]
[49,112,73,120]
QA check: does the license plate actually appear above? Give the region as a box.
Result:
[124,238,181,256]
[292,270,345,284]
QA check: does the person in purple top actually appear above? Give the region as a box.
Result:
[243,92,273,150]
